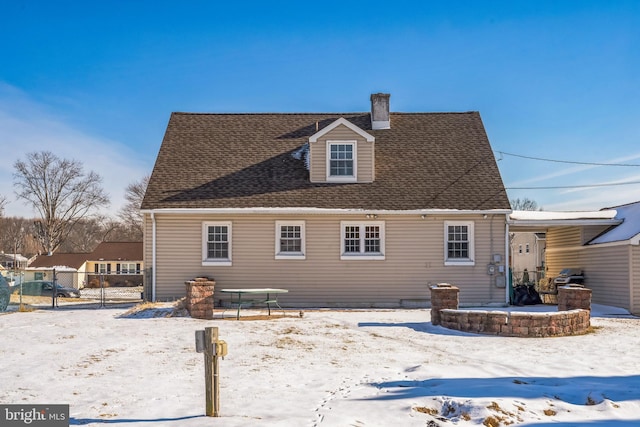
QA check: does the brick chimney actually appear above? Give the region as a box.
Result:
[370,93,390,129]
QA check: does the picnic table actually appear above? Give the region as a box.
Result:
[219,288,288,319]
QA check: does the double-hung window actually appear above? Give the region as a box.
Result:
[94,263,111,275]
[327,141,356,182]
[444,221,475,266]
[202,222,232,266]
[119,263,138,274]
[340,221,385,260]
[275,221,305,259]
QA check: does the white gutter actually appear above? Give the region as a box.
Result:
[508,219,622,227]
[151,212,157,302]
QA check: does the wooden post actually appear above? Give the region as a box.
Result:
[204,326,220,417]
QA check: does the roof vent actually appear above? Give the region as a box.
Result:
[370,93,390,130]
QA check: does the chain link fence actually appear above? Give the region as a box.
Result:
[51,270,143,307]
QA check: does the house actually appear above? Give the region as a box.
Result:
[85,241,144,287]
[141,93,512,307]
[0,253,29,270]
[509,201,640,315]
[27,242,144,289]
[27,252,89,288]
[510,232,546,283]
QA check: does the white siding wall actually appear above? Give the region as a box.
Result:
[144,213,508,307]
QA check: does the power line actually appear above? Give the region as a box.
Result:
[506,180,640,190]
[496,151,640,167]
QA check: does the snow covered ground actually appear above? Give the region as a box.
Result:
[1,301,639,426]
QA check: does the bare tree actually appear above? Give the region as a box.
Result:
[118,174,149,240]
[13,151,110,254]
[0,194,6,217]
[511,197,542,211]
[0,217,30,262]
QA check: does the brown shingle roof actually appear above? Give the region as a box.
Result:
[142,112,510,211]
[89,242,143,262]
[29,253,89,269]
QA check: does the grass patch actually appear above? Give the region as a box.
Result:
[413,406,438,415]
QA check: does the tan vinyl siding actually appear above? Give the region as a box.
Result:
[582,225,612,244]
[581,245,630,310]
[309,124,374,183]
[545,227,583,277]
[546,226,633,311]
[149,213,507,306]
[632,246,640,315]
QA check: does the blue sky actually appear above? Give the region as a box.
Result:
[1,1,639,217]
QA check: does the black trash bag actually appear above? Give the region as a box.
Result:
[513,283,542,306]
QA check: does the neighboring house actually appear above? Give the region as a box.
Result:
[27,252,89,288]
[27,242,144,289]
[85,241,144,287]
[141,93,512,307]
[509,201,640,315]
[510,232,546,282]
[0,253,29,270]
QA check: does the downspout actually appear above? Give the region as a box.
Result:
[151,212,157,302]
[504,215,510,305]
[489,214,494,301]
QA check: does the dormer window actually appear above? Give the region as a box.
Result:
[308,117,374,184]
[327,141,357,182]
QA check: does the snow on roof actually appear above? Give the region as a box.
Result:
[589,201,640,245]
[25,265,78,272]
[509,210,618,221]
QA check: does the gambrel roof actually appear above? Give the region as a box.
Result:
[142,111,510,211]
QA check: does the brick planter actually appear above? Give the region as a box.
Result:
[558,285,592,312]
[429,283,459,326]
[440,309,590,337]
[431,283,592,337]
[185,278,215,319]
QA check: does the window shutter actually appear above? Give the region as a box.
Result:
[116,264,121,274]
[136,263,141,274]
[107,264,112,274]
[94,264,99,274]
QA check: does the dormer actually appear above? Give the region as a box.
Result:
[308,117,375,183]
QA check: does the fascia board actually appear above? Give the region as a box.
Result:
[309,117,375,143]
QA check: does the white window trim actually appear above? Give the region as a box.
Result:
[444,220,475,266]
[120,263,137,274]
[275,220,306,260]
[202,221,232,266]
[98,263,108,274]
[326,140,357,182]
[340,221,385,260]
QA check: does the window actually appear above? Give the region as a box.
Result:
[275,221,305,259]
[98,263,109,274]
[340,221,385,260]
[202,222,232,266]
[518,245,523,254]
[327,141,356,181]
[444,221,475,266]
[525,243,530,254]
[118,263,138,274]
